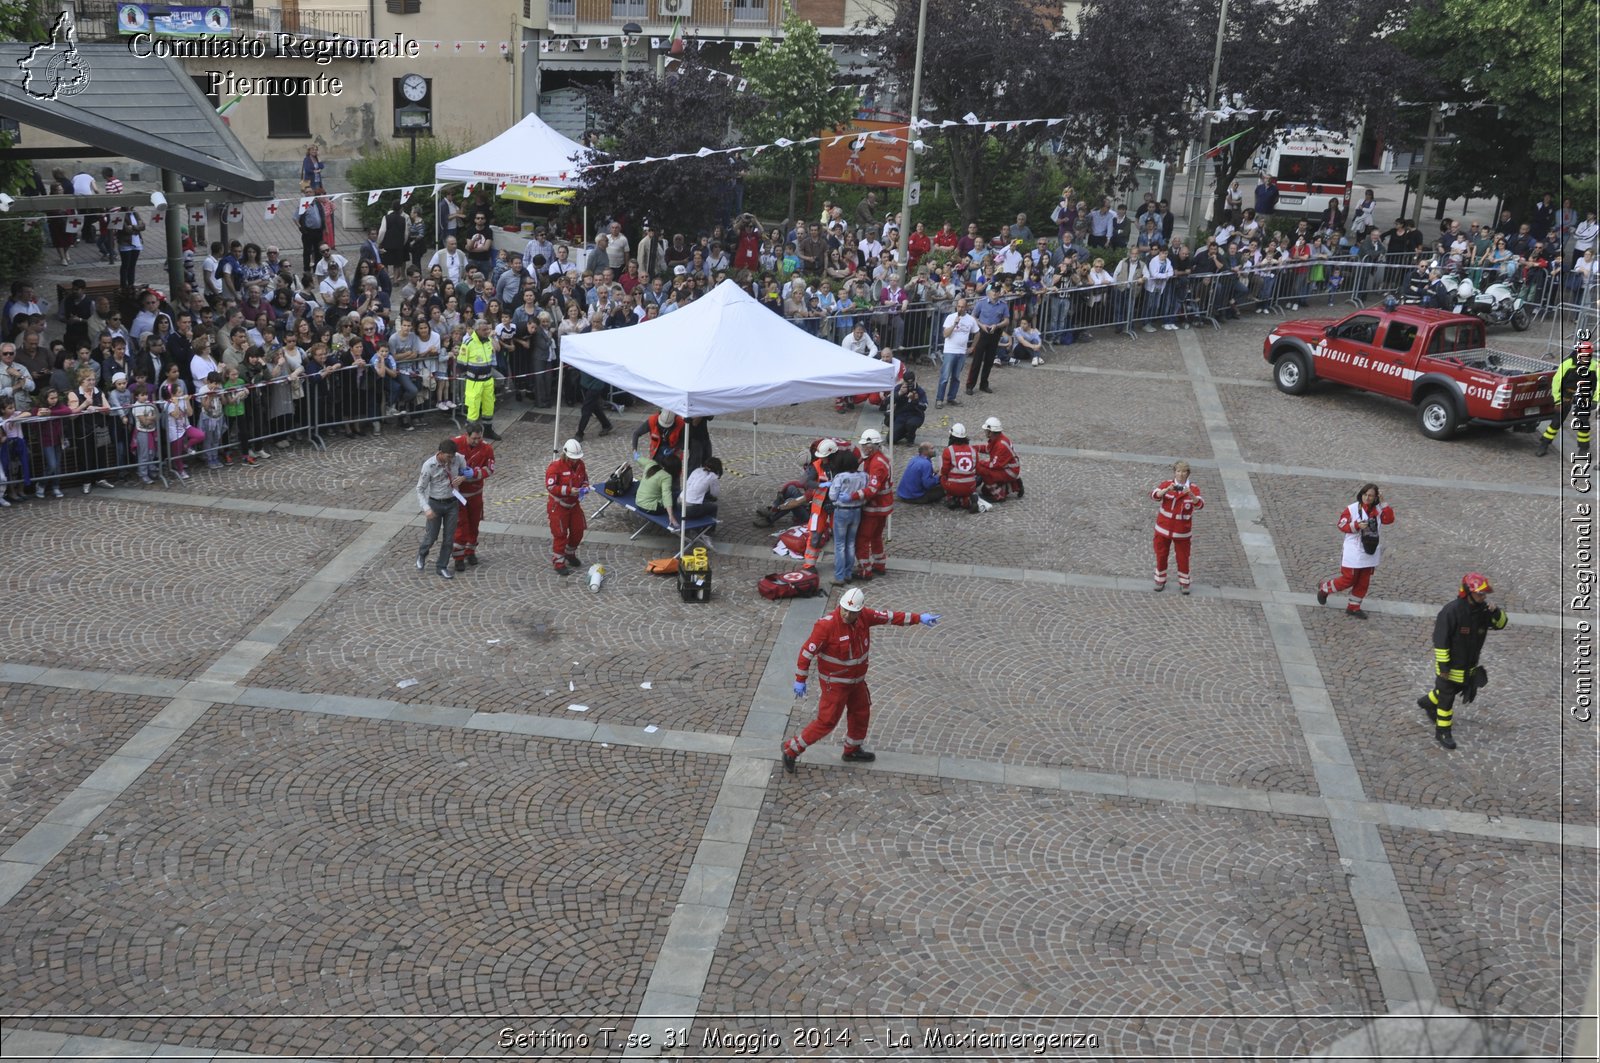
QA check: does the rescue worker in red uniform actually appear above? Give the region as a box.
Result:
[855,428,893,579]
[975,415,1023,502]
[449,421,496,571]
[782,586,940,772]
[940,423,980,511]
[1151,459,1204,594]
[1418,572,1507,749]
[545,437,590,574]
[800,438,839,571]
[1316,482,1395,619]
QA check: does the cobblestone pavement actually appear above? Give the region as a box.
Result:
[0,501,361,678]
[0,317,1591,1061]
[701,780,1378,1058]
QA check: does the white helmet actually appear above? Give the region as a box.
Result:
[858,428,884,447]
[562,438,583,459]
[981,416,1003,432]
[949,423,968,440]
[1457,280,1474,300]
[658,409,676,428]
[839,587,865,611]
[815,438,840,458]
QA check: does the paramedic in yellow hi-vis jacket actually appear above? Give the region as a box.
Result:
[458,317,502,441]
[1418,573,1508,750]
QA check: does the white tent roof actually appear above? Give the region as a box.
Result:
[433,112,592,188]
[559,280,899,416]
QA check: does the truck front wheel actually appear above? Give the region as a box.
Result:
[1274,351,1311,395]
[1417,392,1461,439]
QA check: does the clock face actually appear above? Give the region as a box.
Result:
[401,74,428,102]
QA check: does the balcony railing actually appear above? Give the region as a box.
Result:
[69,1,372,42]
[547,0,782,33]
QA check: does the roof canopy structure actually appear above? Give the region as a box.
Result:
[0,41,274,199]
[558,280,899,417]
[434,113,593,204]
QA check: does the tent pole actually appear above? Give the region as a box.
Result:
[886,375,895,542]
[552,359,565,455]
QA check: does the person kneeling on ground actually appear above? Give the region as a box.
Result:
[878,370,927,445]
[975,415,1023,502]
[896,441,944,505]
[941,423,980,511]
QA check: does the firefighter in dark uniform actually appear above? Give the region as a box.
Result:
[1535,338,1594,457]
[1418,572,1508,750]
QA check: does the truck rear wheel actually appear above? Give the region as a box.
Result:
[1273,351,1311,395]
[1417,392,1461,439]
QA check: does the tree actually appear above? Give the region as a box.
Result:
[1070,0,1413,228]
[869,0,1073,225]
[738,4,858,227]
[0,0,50,281]
[1395,0,1597,213]
[575,44,744,237]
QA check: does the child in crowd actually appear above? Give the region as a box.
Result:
[221,363,255,464]
[165,379,198,480]
[0,396,32,502]
[130,385,161,483]
[106,371,133,474]
[197,370,228,468]
[34,386,69,497]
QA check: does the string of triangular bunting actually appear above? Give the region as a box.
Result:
[0,108,1281,226]
[230,23,843,54]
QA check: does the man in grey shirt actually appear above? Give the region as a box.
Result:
[415,438,473,579]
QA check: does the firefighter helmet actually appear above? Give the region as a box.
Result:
[1576,339,1595,359]
[562,438,583,460]
[858,428,884,447]
[1460,572,1492,596]
[815,438,839,458]
[657,410,676,428]
[839,587,865,612]
[982,416,1003,432]
[949,423,968,440]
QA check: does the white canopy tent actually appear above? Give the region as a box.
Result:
[433,113,593,203]
[557,279,901,561]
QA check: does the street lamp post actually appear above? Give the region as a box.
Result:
[896,0,929,270]
[1186,0,1230,241]
[620,21,641,92]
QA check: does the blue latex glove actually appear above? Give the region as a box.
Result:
[578,485,590,498]
[920,614,941,626]
[632,450,641,463]
[793,680,807,698]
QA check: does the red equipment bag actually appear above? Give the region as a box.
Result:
[757,569,821,600]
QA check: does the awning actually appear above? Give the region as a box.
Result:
[0,40,274,199]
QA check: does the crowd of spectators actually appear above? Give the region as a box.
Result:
[0,172,1594,503]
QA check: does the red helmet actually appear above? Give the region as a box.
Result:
[1460,572,1493,597]
[1576,338,1595,358]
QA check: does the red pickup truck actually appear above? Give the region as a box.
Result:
[1263,306,1559,439]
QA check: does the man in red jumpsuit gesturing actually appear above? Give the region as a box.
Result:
[975,415,1023,502]
[545,437,590,574]
[855,428,894,579]
[450,421,496,571]
[782,587,940,772]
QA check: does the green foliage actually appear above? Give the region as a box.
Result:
[0,130,41,282]
[1396,0,1597,207]
[345,137,464,229]
[738,4,857,188]
[575,44,743,235]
